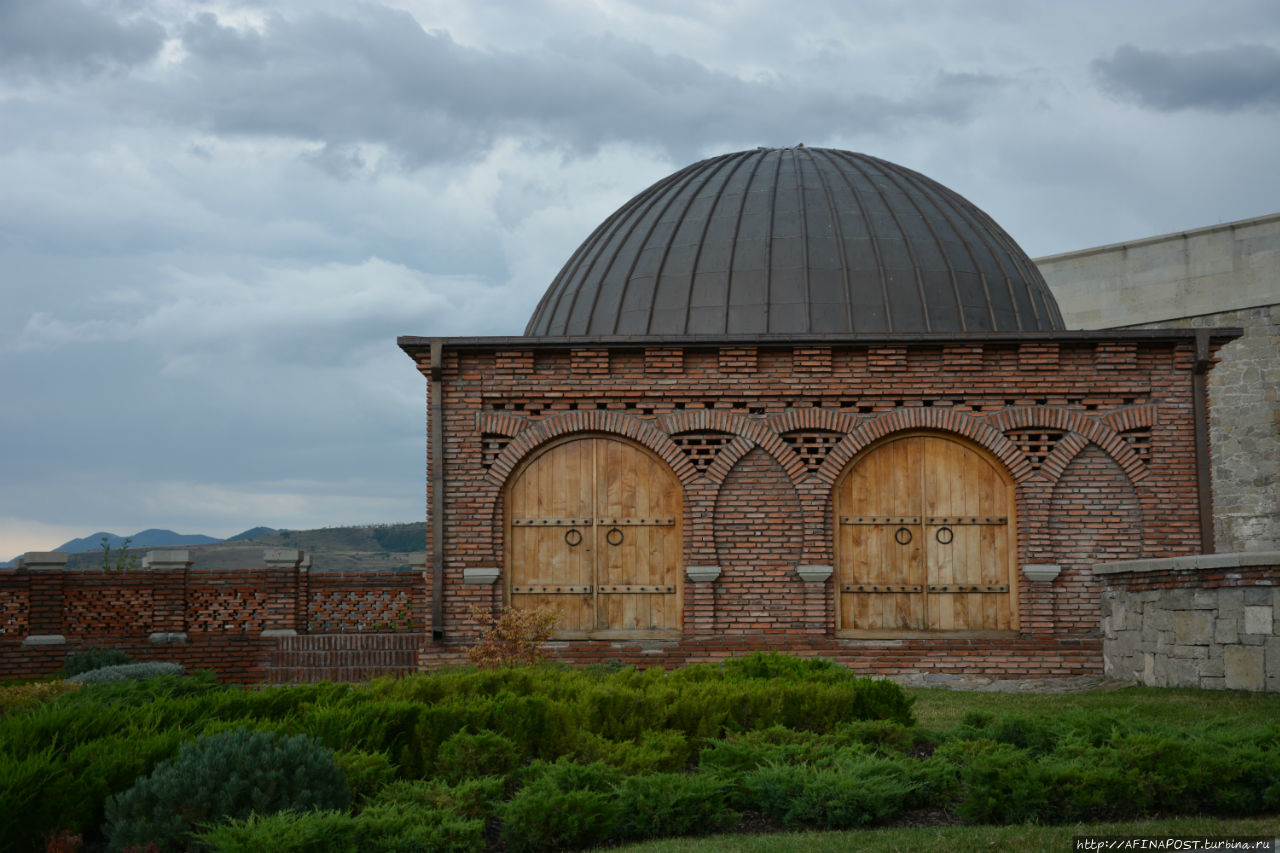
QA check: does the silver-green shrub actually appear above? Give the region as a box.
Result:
[68,662,185,684]
[104,727,350,852]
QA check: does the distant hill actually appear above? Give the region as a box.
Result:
[52,529,224,555]
[1,526,282,566]
[47,522,426,573]
[225,526,279,542]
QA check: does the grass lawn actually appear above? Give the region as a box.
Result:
[903,683,1280,731]
[612,815,1280,853]
[615,684,1280,853]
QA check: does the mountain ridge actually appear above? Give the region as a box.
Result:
[3,526,281,565]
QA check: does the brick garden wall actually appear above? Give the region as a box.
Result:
[0,552,428,683]
[1095,552,1280,691]
[406,332,1225,677]
[0,333,1232,684]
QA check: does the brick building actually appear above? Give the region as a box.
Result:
[399,147,1239,677]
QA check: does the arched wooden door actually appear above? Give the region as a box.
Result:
[505,436,682,638]
[833,433,1018,636]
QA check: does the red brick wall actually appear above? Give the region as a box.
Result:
[713,448,806,634]
[412,336,1214,676]
[1048,446,1145,635]
[0,567,427,682]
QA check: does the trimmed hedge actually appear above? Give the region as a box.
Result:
[3,654,1279,853]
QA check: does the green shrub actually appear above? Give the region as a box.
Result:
[372,777,504,819]
[733,757,913,829]
[69,663,185,685]
[956,741,1050,824]
[198,805,485,853]
[499,759,626,852]
[197,810,358,853]
[357,801,484,852]
[435,729,523,785]
[572,728,693,773]
[499,782,619,853]
[782,760,915,829]
[987,715,1060,755]
[63,649,133,677]
[104,727,350,852]
[332,750,396,803]
[0,746,61,853]
[613,772,739,841]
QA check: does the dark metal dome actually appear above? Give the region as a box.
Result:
[526,147,1064,336]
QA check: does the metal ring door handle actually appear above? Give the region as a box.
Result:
[606,527,624,546]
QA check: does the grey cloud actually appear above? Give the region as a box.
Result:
[0,0,164,80]
[1093,43,1280,112]
[153,5,1002,169]
[182,12,265,65]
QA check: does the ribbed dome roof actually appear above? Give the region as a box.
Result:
[526,147,1064,336]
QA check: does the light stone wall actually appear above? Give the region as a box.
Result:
[1038,214,1280,552]
[1095,553,1280,692]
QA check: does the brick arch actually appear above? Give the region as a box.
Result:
[481,418,693,569]
[485,411,695,487]
[476,411,530,437]
[815,408,1032,486]
[657,410,806,484]
[1099,403,1159,433]
[986,407,1149,485]
[767,408,862,435]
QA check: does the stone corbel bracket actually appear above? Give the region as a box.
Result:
[1023,563,1062,583]
[796,564,834,583]
[464,567,501,585]
[685,565,721,584]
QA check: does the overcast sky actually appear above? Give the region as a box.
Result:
[3,0,1279,557]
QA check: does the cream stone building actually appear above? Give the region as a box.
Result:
[1037,213,1279,553]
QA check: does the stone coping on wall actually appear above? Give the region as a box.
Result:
[1093,551,1280,576]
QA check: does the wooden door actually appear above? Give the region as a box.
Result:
[834,433,1017,635]
[506,436,682,637]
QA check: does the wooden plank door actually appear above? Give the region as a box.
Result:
[506,436,682,637]
[507,438,596,632]
[595,437,681,634]
[922,438,1016,631]
[835,433,1016,635]
[835,436,925,631]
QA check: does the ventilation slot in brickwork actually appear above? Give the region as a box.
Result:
[308,590,413,633]
[481,434,510,469]
[671,431,736,474]
[187,589,269,633]
[1005,429,1066,470]
[781,430,844,474]
[1120,428,1152,465]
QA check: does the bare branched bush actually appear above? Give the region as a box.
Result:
[466,606,562,668]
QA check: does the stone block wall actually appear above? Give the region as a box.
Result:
[1095,552,1280,691]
